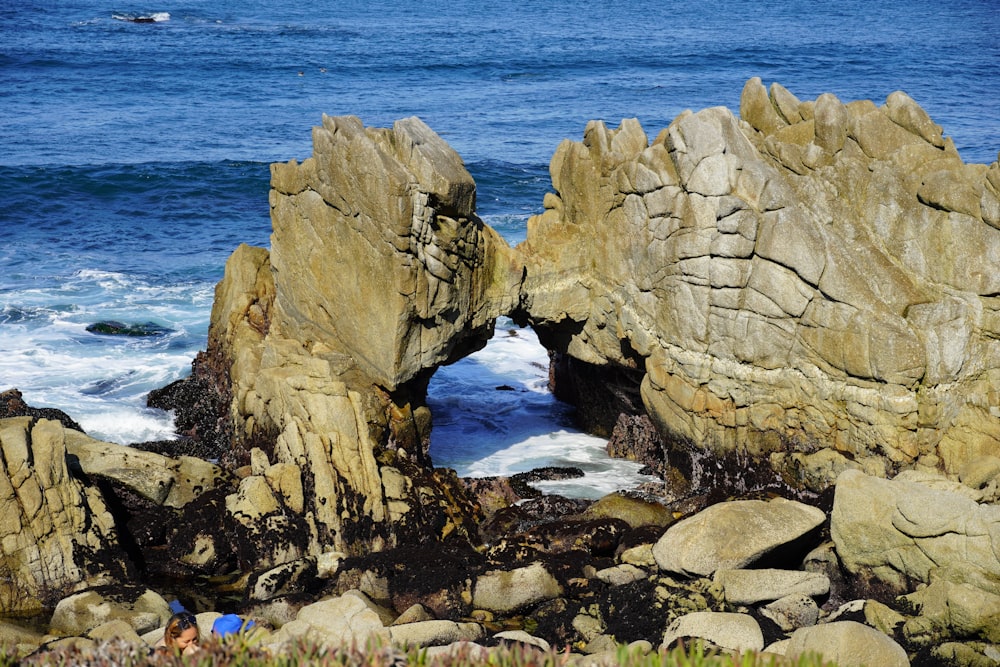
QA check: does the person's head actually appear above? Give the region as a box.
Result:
[163,611,199,652]
[212,613,254,639]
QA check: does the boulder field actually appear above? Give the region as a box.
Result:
[2,79,1000,665]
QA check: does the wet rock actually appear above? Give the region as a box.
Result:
[579,491,674,529]
[85,320,173,337]
[0,388,83,433]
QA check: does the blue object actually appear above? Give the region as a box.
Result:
[168,600,186,614]
[213,614,254,637]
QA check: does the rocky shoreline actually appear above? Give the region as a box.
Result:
[2,80,1000,666]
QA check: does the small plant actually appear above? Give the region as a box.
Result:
[10,637,836,667]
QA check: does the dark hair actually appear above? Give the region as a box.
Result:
[164,612,199,645]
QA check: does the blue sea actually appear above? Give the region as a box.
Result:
[2,0,998,498]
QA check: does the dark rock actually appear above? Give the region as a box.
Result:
[509,467,586,498]
[544,351,645,437]
[146,372,232,463]
[607,413,669,479]
[526,597,584,646]
[85,320,173,337]
[0,387,84,432]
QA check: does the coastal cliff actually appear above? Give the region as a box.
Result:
[3,80,999,663]
[521,77,1000,492]
[185,79,1000,568]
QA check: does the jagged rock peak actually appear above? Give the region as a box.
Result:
[521,78,1000,486]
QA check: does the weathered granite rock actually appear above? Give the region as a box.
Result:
[760,594,820,632]
[86,619,143,645]
[472,562,563,613]
[266,592,390,650]
[652,497,825,576]
[899,579,1000,644]
[64,429,227,509]
[519,77,1000,489]
[660,611,764,653]
[49,587,171,637]
[493,630,551,652]
[268,114,522,390]
[0,417,125,615]
[387,619,485,648]
[713,568,829,605]
[830,469,1000,596]
[785,620,909,667]
[195,115,526,564]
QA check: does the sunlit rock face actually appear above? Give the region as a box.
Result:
[520,78,1000,488]
[201,81,1000,565]
[202,116,522,561]
[0,417,125,615]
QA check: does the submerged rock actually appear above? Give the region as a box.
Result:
[85,320,173,336]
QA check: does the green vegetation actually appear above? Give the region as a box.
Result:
[2,638,834,667]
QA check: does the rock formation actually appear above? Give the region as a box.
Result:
[0,418,125,615]
[520,77,1000,491]
[195,115,522,563]
[178,81,1000,572]
[8,79,999,664]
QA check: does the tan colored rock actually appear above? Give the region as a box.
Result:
[786,621,909,667]
[201,116,520,563]
[652,497,825,576]
[472,562,563,613]
[86,619,143,645]
[594,564,647,587]
[900,579,1000,643]
[387,619,484,648]
[493,630,550,652]
[0,418,123,615]
[714,568,829,605]
[520,80,1000,488]
[392,604,433,625]
[0,620,43,657]
[64,430,226,508]
[580,491,673,528]
[760,594,819,632]
[267,593,389,650]
[269,114,521,391]
[830,469,1000,597]
[49,588,171,637]
[660,611,764,653]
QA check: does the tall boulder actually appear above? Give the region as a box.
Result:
[199,116,523,566]
[0,418,126,615]
[520,77,1000,489]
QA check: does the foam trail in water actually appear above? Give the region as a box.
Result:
[0,270,207,444]
[428,318,656,499]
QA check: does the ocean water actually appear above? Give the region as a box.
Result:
[1,0,997,499]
